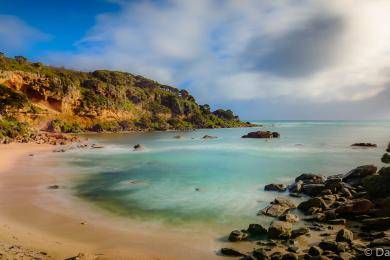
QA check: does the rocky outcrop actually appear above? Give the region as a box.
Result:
[242,131,280,138]
[351,143,377,148]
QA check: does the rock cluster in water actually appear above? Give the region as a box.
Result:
[351,143,377,148]
[242,131,280,139]
[221,142,390,259]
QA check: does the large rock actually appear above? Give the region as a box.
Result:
[265,184,287,192]
[342,165,377,186]
[298,197,327,213]
[247,224,267,236]
[288,180,303,193]
[361,217,390,231]
[228,230,248,241]
[295,174,325,184]
[260,197,296,217]
[369,238,390,247]
[268,221,292,239]
[220,248,246,256]
[242,131,280,138]
[336,198,374,216]
[336,228,354,243]
[281,253,298,260]
[291,227,310,238]
[279,213,299,223]
[302,184,326,196]
[252,248,269,260]
[382,153,390,164]
[387,142,390,153]
[363,167,390,197]
[273,197,297,208]
[261,204,290,217]
[308,246,323,256]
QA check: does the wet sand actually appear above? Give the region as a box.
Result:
[0,143,228,259]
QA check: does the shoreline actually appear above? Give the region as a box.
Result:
[0,143,228,259]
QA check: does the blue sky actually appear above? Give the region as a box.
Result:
[0,0,389,119]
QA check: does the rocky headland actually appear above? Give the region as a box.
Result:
[0,54,253,144]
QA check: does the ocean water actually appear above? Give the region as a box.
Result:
[60,121,390,230]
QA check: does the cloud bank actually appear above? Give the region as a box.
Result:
[41,0,390,118]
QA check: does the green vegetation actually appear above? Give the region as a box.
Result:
[47,119,84,133]
[0,119,31,140]
[0,54,252,134]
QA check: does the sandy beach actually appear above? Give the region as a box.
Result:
[0,143,229,259]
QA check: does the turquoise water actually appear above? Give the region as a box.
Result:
[62,121,390,230]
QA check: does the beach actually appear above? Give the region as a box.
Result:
[0,143,227,259]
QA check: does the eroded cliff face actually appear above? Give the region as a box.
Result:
[0,71,80,115]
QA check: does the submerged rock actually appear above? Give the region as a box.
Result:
[202,135,217,139]
[133,144,145,151]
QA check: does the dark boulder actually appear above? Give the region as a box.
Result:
[336,198,374,216]
[342,165,377,186]
[220,248,246,256]
[265,184,287,192]
[302,184,326,196]
[308,246,323,256]
[298,197,327,213]
[228,230,248,241]
[361,217,390,231]
[247,224,267,236]
[279,213,299,223]
[281,253,298,260]
[382,153,390,164]
[336,228,354,243]
[133,144,145,151]
[253,248,269,260]
[351,143,377,148]
[268,221,292,239]
[291,227,310,238]
[288,180,303,193]
[295,174,325,184]
[242,131,280,138]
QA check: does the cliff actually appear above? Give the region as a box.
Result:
[0,54,251,140]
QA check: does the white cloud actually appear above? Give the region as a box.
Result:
[0,15,50,51]
[45,0,390,106]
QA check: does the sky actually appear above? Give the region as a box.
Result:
[0,0,389,120]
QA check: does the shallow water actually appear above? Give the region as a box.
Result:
[60,121,390,230]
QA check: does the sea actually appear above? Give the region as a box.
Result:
[56,120,390,231]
